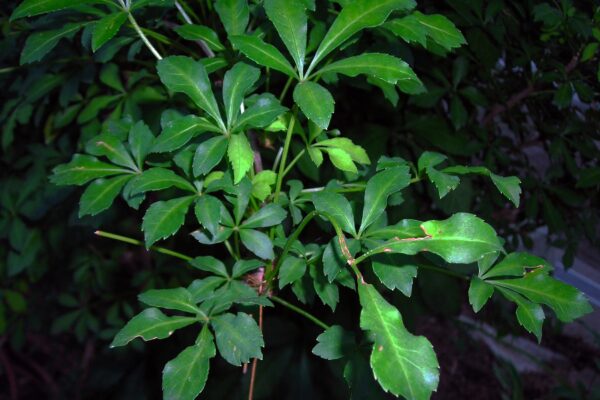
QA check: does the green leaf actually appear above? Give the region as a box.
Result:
[490,174,521,207]
[481,252,551,280]
[142,196,194,248]
[294,81,334,130]
[412,12,466,52]
[156,56,224,129]
[193,136,228,177]
[231,259,263,278]
[194,195,223,237]
[111,308,196,347]
[152,115,216,154]
[312,191,356,236]
[490,270,593,323]
[211,312,264,366]
[227,133,254,184]
[278,255,306,288]
[51,155,132,186]
[202,57,228,73]
[360,166,410,233]
[380,213,503,264]
[229,35,297,78]
[77,95,120,124]
[251,170,277,201]
[312,325,354,360]
[315,137,370,164]
[128,121,155,169]
[426,167,460,198]
[371,254,417,297]
[189,256,229,278]
[264,0,307,74]
[127,168,196,196]
[21,23,84,64]
[242,204,287,228]
[358,283,439,399]
[214,0,249,36]
[310,265,339,311]
[92,12,127,52]
[79,175,131,217]
[310,0,416,69]
[417,151,446,172]
[468,277,494,313]
[323,148,357,173]
[188,277,227,303]
[138,287,201,314]
[240,229,274,260]
[223,62,260,128]
[496,287,544,342]
[384,15,427,46]
[174,24,225,51]
[11,0,99,20]
[316,53,424,93]
[235,94,288,131]
[162,326,216,400]
[85,133,138,170]
[441,165,522,207]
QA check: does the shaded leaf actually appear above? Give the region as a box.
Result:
[211,312,264,366]
[230,35,297,77]
[111,308,196,347]
[278,255,306,288]
[240,229,274,259]
[264,0,307,73]
[312,191,356,236]
[138,287,201,314]
[193,136,228,177]
[92,12,127,52]
[312,325,354,360]
[51,155,132,186]
[142,196,194,247]
[293,81,334,130]
[79,175,131,217]
[223,62,260,128]
[157,56,224,128]
[214,0,249,36]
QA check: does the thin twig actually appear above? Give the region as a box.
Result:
[247,269,265,400]
[271,296,330,330]
[94,231,192,261]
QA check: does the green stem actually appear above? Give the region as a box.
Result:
[281,149,305,178]
[279,76,294,102]
[224,239,238,260]
[300,183,366,194]
[94,230,191,261]
[271,296,330,330]
[125,9,162,60]
[273,109,297,203]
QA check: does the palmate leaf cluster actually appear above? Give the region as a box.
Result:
[3,0,596,399]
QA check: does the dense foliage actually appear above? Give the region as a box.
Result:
[1,0,598,399]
